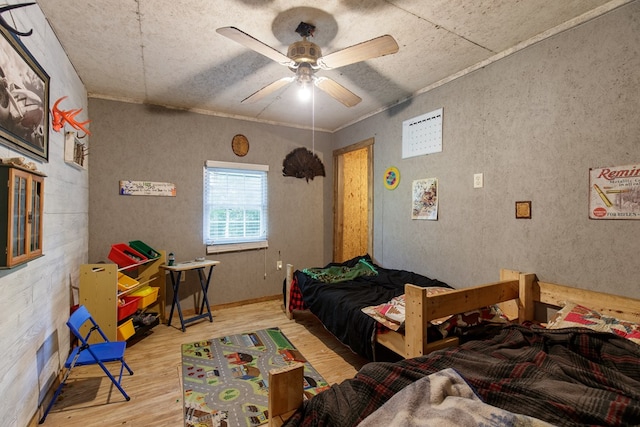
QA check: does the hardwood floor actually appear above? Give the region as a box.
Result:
[37,298,368,426]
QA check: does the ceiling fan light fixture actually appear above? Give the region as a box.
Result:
[298,82,312,102]
[296,63,314,82]
[217,24,398,107]
[296,63,314,102]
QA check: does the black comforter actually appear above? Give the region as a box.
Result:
[284,324,640,427]
[294,255,449,360]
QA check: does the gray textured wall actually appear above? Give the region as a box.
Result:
[89,2,639,309]
[87,101,333,305]
[335,2,639,297]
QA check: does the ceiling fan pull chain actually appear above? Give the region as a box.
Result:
[312,84,315,154]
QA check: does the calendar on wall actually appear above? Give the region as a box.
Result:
[402,108,443,159]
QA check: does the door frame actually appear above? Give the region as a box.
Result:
[333,138,374,262]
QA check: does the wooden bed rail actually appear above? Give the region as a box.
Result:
[401,269,529,358]
[519,277,640,324]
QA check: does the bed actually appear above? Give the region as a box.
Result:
[284,255,523,360]
[270,274,640,427]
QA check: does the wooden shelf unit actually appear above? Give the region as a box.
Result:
[79,250,166,342]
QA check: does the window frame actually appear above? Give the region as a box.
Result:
[203,160,269,254]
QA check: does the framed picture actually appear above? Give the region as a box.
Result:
[589,164,640,220]
[0,24,50,161]
[412,177,438,220]
[515,201,532,219]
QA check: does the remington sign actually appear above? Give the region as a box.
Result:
[589,163,640,219]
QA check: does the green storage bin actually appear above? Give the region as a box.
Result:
[128,240,161,260]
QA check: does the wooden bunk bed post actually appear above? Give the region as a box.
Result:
[518,272,537,323]
[498,269,521,319]
[284,264,294,320]
[268,363,304,427]
[404,284,462,358]
[404,284,428,358]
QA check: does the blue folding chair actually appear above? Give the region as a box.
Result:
[39,305,134,423]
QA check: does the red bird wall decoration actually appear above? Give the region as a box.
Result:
[51,96,91,136]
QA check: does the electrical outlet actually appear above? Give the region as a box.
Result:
[276,260,282,270]
[473,173,484,188]
[180,272,186,282]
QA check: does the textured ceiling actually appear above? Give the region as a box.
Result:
[35,0,625,131]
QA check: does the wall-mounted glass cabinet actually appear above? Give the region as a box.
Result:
[0,164,45,268]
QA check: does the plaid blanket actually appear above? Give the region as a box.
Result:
[358,368,555,427]
[288,275,307,312]
[283,324,640,427]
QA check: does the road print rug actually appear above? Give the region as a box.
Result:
[182,327,329,427]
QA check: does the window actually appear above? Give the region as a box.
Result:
[204,160,268,254]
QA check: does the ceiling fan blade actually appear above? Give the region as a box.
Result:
[241,77,295,104]
[318,35,399,70]
[314,77,362,107]
[217,26,295,67]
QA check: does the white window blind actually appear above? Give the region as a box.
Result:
[204,161,269,254]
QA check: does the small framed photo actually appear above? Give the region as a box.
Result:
[515,201,531,219]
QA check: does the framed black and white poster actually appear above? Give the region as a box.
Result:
[0,24,50,161]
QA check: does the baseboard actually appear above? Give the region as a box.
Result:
[213,294,281,310]
[173,294,282,317]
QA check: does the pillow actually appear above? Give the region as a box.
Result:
[361,304,404,331]
[362,286,509,336]
[547,302,640,345]
[436,305,508,338]
[362,288,453,331]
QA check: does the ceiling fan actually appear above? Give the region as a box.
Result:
[216,22,399,107]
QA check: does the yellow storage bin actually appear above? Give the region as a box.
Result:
[117,318,135,341]
[130,286,159,309]
[117,272,139,292]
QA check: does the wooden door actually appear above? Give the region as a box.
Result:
[333,139,373,263]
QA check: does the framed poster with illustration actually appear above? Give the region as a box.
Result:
[589,164,640,219]
[412,177,438,220]
[0,24,50,161]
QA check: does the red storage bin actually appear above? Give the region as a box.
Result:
[108,243,148,269]
[117,296,141,321]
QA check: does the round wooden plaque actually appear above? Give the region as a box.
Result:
[231,134,249,157]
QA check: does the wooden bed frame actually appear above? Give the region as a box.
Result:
[272,270,640,426]
[284,265,525,359]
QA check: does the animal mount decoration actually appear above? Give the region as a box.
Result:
[0,3,36,36]
[51,96,91,136]
[282,147,325,182]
